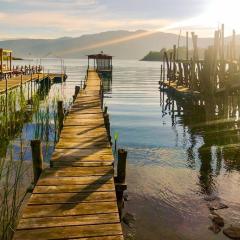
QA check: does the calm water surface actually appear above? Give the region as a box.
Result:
[9,59,240,239]
[103,60,240,240]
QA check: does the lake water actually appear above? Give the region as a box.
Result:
[7,59,240,239]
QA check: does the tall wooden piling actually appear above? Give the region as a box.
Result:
[117,149,127,183]
[30,140,43,184]
[73,86,80,101]
[186,31,189,60]
[57,100,64,132]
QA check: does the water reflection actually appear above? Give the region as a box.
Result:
[160,88,240,195]
[101,60,240,240]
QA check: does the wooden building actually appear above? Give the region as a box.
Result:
[87,52,112,78]
[0,48,12,79]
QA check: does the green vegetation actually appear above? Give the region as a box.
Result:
[0,79,65,239]
[141,49,166,61]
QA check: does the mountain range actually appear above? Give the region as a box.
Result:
[0,30,224,59]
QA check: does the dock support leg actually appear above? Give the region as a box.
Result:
[58,101,64,134]
[115,149,128,219]
[31,140,43,184]
[104,112,111,144]
[73,86,80,102]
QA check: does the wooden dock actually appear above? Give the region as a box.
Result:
[0,73,65,94]
[13,70,123,240]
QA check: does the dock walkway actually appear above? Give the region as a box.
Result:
[13,70,123,240]
[0,73,64,94]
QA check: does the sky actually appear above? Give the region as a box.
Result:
[0,0,239,39]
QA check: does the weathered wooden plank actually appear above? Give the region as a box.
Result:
[22,201,118,218]
[18,213,120,229]
[13,223,122,240]
[37,176,114,186]
[34,184,114,193]
[29,191,116,204]
[56,141,111,149]
[51,153,114,162]
[13,70,123,240]
[52,161,113,167]
[70,236,124,240]
[41,167,113,177]
[53,148,112,159]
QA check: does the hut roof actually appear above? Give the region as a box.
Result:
[87,52,112,59]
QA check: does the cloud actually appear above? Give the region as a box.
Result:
[0,0,227,39]
[0,10,173,38]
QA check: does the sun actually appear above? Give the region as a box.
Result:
[200,0,240,35]
[163,0,240,37]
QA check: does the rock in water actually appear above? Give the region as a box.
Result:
[223,227,240,239]
[204,195,220,202]
[123,212,136,228]
[208,202,228,211]
[212,215,224,227]
[209,224,221,234]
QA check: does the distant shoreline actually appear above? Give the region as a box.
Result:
[140,51,163,62]
[13,57,23,60]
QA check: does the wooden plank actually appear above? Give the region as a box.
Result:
[34,184,114,193]
[56,141,111,149]
[13,70,123,240]
[18,213,120,229]
[37,176,114,186]
[52,161,113,167]
[51,153,114,162]
[70,236,124,240]
[52,148,113,156]
[13,223,122,240]
[41,167,113,177]
[29,191,116,204]
[22,201,118,218]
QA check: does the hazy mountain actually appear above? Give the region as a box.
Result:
[0,30,215,59]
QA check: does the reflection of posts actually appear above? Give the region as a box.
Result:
[198,145,214,195]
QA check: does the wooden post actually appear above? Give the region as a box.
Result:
[160,65,163,84]
[75,86,80,96]
[0,49,3,75]
[186,31,189,60]
[232,29,236,60]
[73,86,80,101]
[104,112,111,144]
[10,52,12,75]
[58,101,64,132]
[115,148,128,219]
[117,149,127,183]
[30,73,33,101]
[104,106,108,114]
[173,45,176,81]
[221,24,225,62]
[31,140,43,184]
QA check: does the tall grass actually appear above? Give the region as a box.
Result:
[0,78,67,239]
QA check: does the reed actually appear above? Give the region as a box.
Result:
[0,79,66,239]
